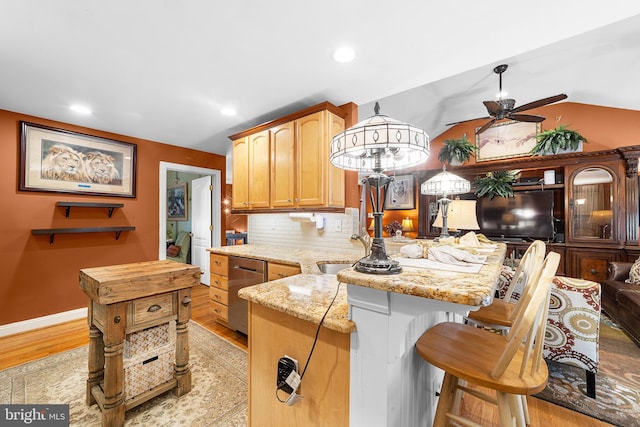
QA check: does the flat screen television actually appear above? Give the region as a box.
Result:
[471,190,555,241]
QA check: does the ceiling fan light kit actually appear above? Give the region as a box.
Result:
[447,64,568,134]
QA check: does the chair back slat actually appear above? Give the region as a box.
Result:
[504,240,546,304]
[491,252,560,379]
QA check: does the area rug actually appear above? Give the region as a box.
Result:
[534,315,640,427]
[0,321,248,426]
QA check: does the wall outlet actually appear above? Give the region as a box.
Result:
[335,221,342,232]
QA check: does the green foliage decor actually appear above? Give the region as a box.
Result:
[438,135,477,164]
[473,170,521,199]
[530,124,587,155]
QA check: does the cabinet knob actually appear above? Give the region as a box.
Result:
[182,296,192,306]
[590,268,598,275]
[147,304,161,312]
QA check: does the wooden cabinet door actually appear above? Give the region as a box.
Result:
[270,122,296,208]
[566,161,620,245]
[248,130,271,208]
[231,137,249,209]
[296,111,325,206]
[267,262,301,281]
[327,112,345,207]
[567,247,619,282]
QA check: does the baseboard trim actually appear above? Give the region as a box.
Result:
[0,308,87,337]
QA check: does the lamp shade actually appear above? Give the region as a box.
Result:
[421,169,470,196]
[590,209,612,225]
[433,200,480,231]
[401,217,414,232]
[330,103,430,172]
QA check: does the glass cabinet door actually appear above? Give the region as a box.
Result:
[569,167,615,241]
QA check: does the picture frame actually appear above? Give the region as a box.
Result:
[19,121,137,197]
[385,174,415,210]
[475,120,541,162]
[167,183,188,221]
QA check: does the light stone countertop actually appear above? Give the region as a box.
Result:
[338,243,507,307]
[208,245,361,333]
[208,242,506,334]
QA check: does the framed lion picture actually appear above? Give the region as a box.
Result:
[19,121,137,197]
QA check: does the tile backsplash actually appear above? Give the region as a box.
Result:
[247,208,365,253]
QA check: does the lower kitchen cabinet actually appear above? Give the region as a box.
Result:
[267,262,301,281]
[210,253,229,323]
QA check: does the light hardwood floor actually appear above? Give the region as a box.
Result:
[0,284,611,426]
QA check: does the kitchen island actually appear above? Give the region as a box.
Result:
[209,243,506,427]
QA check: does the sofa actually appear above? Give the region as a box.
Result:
[602,261,640,346]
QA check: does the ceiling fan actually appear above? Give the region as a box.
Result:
[446,64,568,135]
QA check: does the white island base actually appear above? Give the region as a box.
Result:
[348,283,478,427]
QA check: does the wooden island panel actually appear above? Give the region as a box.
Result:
[247,302,349,427]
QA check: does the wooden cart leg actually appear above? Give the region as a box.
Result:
[86,324,104,406]
[102,341,125,427]
[175,288,193,397]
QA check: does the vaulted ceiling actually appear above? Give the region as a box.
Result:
[1,2,639,156]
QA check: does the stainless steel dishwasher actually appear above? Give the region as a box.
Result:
[228,256,266,335]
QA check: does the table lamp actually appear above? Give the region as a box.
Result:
[432,199,479,235]
[330,102,430,274]
[421,167,471,240]
[590,209,613,238]
[401,217,415,238]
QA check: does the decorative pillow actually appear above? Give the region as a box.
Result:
[166,244,181,258]
[626,257,640,284]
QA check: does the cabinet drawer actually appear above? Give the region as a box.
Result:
[209,286,228,306]
[210,274,229,290]
[268,262,301,281]
[210,254,229,276]
[211,301,228,321]
[127,293,176,331]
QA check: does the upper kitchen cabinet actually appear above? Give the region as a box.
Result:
[295,110,345,207]
[230,102,348,213]
[231,130,270,210]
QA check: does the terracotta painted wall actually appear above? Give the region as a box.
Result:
[379,102,640,237]
[0,109,226,326]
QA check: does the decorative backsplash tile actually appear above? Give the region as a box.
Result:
[247,208,364,252]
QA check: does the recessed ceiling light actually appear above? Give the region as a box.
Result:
[221,107,237,117]
[70,104,92,115]
[333,46,355,63]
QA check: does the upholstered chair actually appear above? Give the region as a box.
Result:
[496,270,601,398]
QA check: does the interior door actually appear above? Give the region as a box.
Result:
[192,176,212,285]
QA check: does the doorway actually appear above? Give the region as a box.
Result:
[159,162,222,285]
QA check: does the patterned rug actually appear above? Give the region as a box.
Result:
[534,315,640,427]
[0,321,248,426]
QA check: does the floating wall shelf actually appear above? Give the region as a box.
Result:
[56,201,124,218]
[32,226,136,245]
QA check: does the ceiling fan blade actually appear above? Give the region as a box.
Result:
[475,119,496,135]
[510,94,568,113]
[445,116,491,126]
[509,114,546,122]
[483,100,502,115]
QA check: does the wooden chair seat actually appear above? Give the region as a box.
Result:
[416,322,548,395]
[467,299,514,328]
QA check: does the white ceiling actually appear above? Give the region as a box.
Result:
[1,2,639,157]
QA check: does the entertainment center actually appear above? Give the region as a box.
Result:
[417,145,640,282]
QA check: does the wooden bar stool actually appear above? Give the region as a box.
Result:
[416,252,560,426]
[465,240,546,333]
